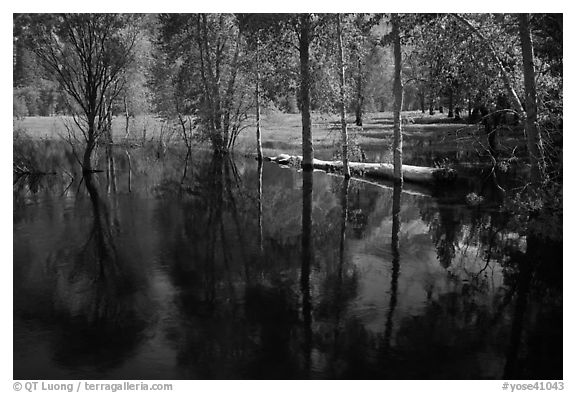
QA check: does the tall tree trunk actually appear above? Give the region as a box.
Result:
[448,88,454,118]
[123,96,130,140]
[256,37,262,162]
[299,14,314,170]
[519,13,545,185]
[83,117,96,172]
[255,37,263,162]
[105,112,116,194]
[355,57,363,126]
[391,14,403,183]
[419,92,425,113]
[336,14,350,178]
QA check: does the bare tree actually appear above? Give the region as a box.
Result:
[31,14,138,172]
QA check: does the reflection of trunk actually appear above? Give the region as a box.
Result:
[125,150,132,193]
[301,169,313,376]
[384,182,402,350]
[83,174,121,282]
[336,14,350,178]
[224,157,249,271]
[391,14,403,183]
[255,37,263,162]
[257,159,264,255]
[204,153,226,307]
[332,177,349,358]
[338,178,349,280]
[519,14,545,185]
[299,14,314,170]
[503,236,535,379]
[436,206,457,268]
[106,149,116,194]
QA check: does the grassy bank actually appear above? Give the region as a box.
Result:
[14,110,501,166]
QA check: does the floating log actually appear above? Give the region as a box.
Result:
[265,154,457,185]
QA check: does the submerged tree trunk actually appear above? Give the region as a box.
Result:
[391,14,403,183]
[336,14,350,178]
[519,13,545,185]
[299,14,314,170]
[83,119,97,173]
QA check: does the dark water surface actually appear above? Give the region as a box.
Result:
[13,143,562,379]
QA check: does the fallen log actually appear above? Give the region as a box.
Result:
[265,154,457,185]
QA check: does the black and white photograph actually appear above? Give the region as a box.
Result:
[12,10,564,382]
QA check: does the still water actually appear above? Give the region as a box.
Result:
[13,143,562,379]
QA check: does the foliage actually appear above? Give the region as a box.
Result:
[154,14,256,151]
[23,14,141,169]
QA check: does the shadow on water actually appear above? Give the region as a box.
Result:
[13,142,562,379]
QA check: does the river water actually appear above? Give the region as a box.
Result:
[13,142,562,379]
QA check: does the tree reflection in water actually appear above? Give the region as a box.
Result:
[43,173,152,373]
[13,145,562,379]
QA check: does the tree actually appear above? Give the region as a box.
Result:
[518,13,545,185]
[336,14,350,178]
[29,14,139,172]
[391,14,403,183]
[156,14,251,153]
[298,14,314,170]
[453,13,547,184]
[236,13,279,161]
